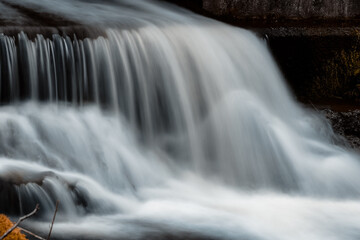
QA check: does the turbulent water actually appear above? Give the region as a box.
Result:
[1,0,360,239]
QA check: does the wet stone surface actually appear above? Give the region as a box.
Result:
[322,109,360,149]
[0,0,105,39]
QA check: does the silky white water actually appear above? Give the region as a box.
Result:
[0,0,360,239]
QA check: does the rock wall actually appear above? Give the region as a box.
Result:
[202,0,360,19]
[264,29,360,102]
[164,0,360,104]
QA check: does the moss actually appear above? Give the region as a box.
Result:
[0,214,28,240]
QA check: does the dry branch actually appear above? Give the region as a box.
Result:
[17,227,46,240]
[47,201,59,240]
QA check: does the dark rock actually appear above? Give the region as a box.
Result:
[265,29,360,102]
[322,109,360,149]
[202,0,360,20]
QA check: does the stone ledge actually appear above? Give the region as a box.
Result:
[0,26,105,39]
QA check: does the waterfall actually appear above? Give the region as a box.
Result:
[1,0,360,239]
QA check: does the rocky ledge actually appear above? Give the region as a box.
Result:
[322,109,360,149]
[0,0,104,39]
[164,0,360,107]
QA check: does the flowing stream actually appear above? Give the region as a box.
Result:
[1,0,360,239]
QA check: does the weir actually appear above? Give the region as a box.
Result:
[0,1,360,240]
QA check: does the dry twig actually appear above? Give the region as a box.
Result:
[17,227,46,240]
[47,201,59,240]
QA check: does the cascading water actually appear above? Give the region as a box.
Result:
[1,0,360,239]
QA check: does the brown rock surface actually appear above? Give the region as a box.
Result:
[202,0,360,19]
[322,108,360,149]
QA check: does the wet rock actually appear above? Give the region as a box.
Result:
[202,0,360,20]
[266,30,360,102]
[322,109,360,149]
[0,1,105,39]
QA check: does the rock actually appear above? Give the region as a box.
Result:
[322,108,360,149]
[202,0,360,19]
[0,1,105,39]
